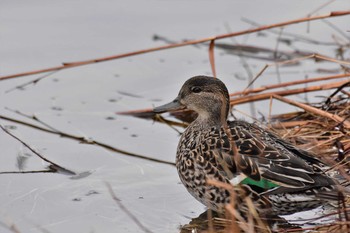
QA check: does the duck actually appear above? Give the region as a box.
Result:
[153,75,343,215]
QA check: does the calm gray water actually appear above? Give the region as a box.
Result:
[1,1,349,232]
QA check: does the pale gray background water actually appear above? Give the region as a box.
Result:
[1,1,349,232]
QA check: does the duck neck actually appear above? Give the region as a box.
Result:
[193,105,228,129]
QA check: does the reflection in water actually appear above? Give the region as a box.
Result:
[69,170,94,180]
[179,209,301,233]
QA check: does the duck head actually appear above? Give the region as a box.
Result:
[153,76,230,126]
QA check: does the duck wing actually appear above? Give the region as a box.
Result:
[263,129,327,169]
[233,120,325,165]
[224,121,324,188]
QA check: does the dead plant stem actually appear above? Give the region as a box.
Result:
[230,80,350,106]
[231,73,350,97]
[272,94,350,128]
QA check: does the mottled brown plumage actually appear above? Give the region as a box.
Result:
[154,75,342,215]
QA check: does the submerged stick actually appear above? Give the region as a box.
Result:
[0,11,349,81]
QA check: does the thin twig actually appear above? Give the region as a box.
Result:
[0,170,55,175]
[322,19,350,42]
[5,70,59,93]
[274,27,284,86]
[308,0,337,17]
[5,107,60,132]
[154,114,184,134]
[241,65,268,94]
[241,17,338,46]
[105,182,153,233]
[324,81,350,107]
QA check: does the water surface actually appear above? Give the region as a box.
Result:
[1,1,349,232]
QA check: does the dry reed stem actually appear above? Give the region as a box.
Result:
[206,179,270,233]
[0,11,349,81]
[268,96,273,124]
[117,107,153,116]
[207,208,214,233]
[241,18,338,46]
[307,134,344,151]
[269,97,350,170]
[230,79,350,105]
[232,53,350,98]
[153,114,183,134]
[241,65,269,95]
[225,205,249,232]
[244,197,269,233]
[272,94,350,128]
[269,53,350,67]
[231,73,350,97]
[206,179,246,232]
[209,40,217,78]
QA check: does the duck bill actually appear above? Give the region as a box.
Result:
[153,97,185,113]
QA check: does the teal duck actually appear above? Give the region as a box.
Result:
[153,75,343,215]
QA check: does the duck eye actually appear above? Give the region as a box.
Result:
[191,86,202,93]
